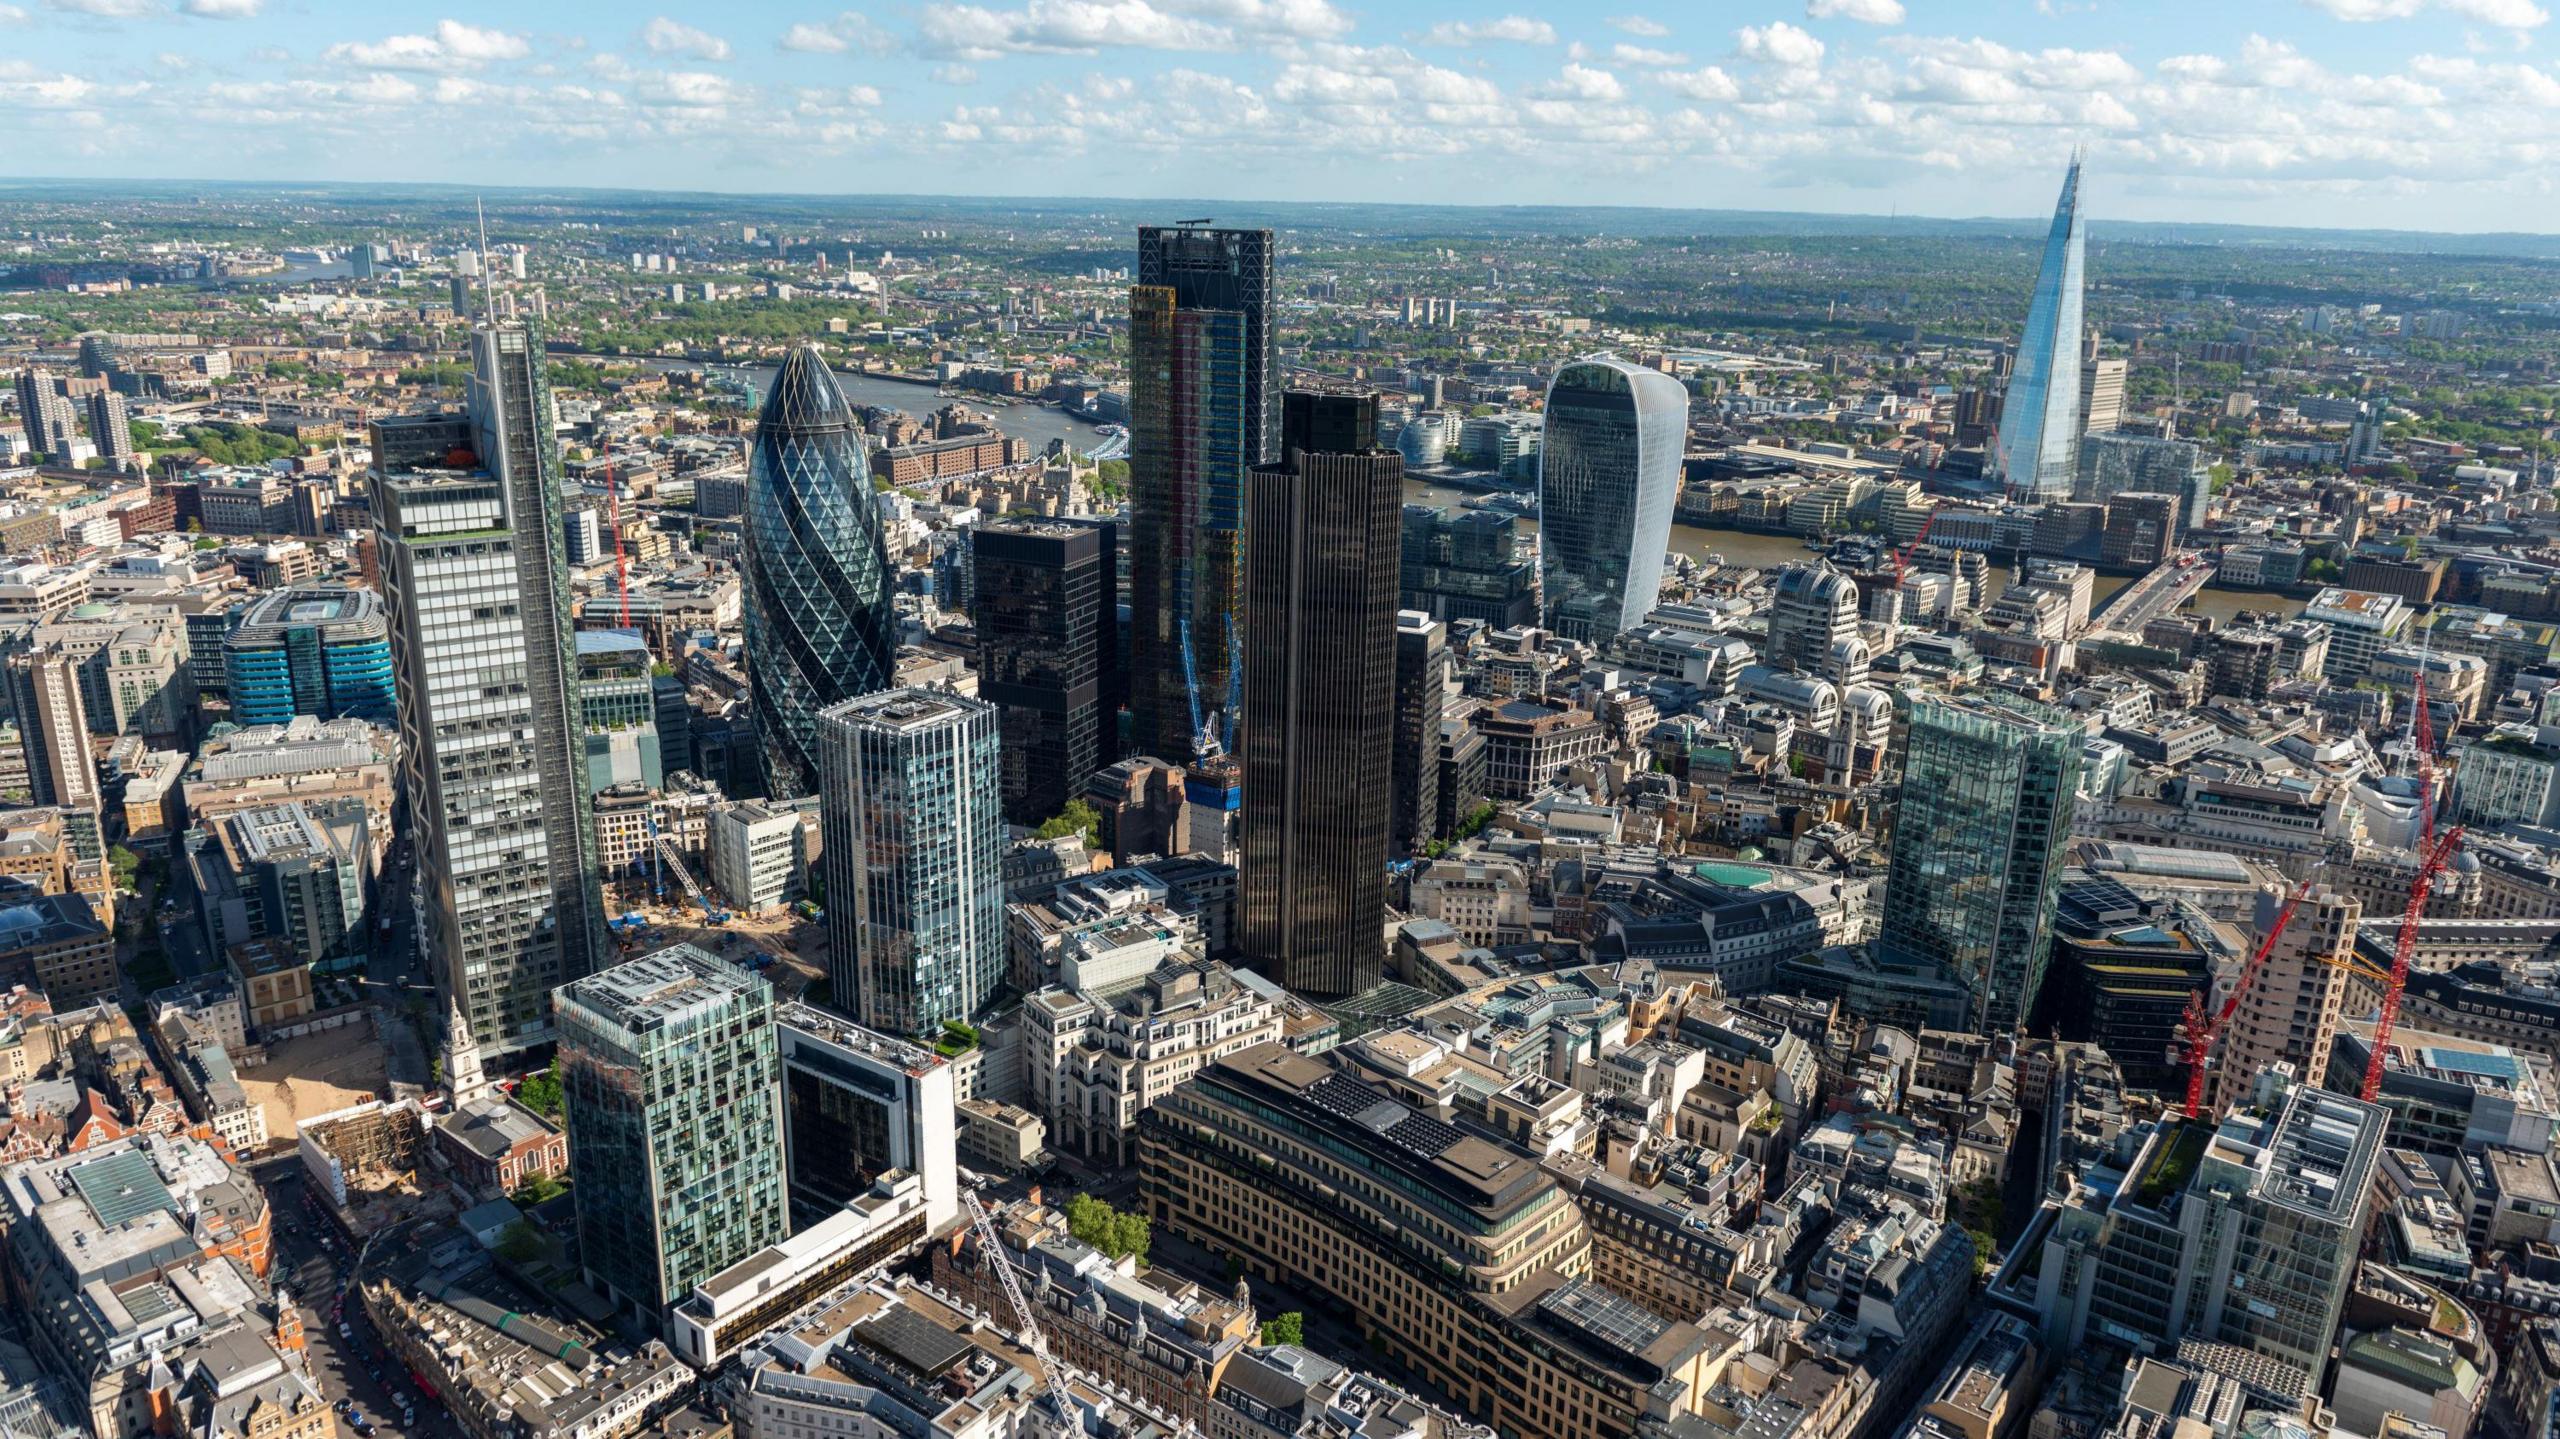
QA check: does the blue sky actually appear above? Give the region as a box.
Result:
[4,0,2556,232]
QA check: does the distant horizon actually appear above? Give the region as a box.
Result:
[4,174,2555,257]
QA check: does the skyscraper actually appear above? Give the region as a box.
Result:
[1127,224,1277,764]
[2206,885,2359,1113]
[372,319,603,1071]
[1239,390,1400,998]
[970,517,1119,826]
[85,390,134,470]
[1994,153,2089,499]
[7,645,98,859]
[1392,611,1447,859]
[743,345,898,799]
[1878,693,2082,1034]
[1537,355,1689,642]
[816,688,1004,1036]
[13,368,75,459]
[558,945,789,1318]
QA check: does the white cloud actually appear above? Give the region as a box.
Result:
[1611,14,1669,36]
[844,83,881,105]
[2304,0,2546,26]
[180,0,262,16]
[1544,61,1626,99]
[777,13,895,54]
[44,0,154,15]
[1809,0,1906,21]
[1419,15,1556,45]
[637,69,736,107]
[932,63,980,84]
[325,20,531,73]
[1173,0,1352,39]
[1657,64,1740,100]
[0,4,27,20]
[642,18,731,61]
[1736,21,1825,68]
[1610,43,1689,67]
[0,58,94,104]
[344,71,420,105]
[921,0,1236,58]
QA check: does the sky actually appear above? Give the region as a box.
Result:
[4,0,2558,234]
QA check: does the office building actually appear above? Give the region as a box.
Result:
[2079,432,2212,528]
[575,629,663,795]
[222,586,397,728]
[1127,223,1277,764]
[2207,886,2359,1113]
[971,517,1119,826]
[1537,354,1690,641]
[181,797,372,969]
[742,345,899,798]
[2080,352,2127,437]
[7,645,98,839]
[1240,391,1400,998]
[816,688,1004,1036]
[1399,504,1539,628]
[2002,1067,2385,1404]
[1392,611,1447,858]
[1879,693,2083,1034]
[1140,1044,1719,1439]
[708,799,805,913]
[371,320,603,1073]
[773,1000,960,1232]
[13,368,75,459]
[2100,491,2181,568]
[557,945,789,1317]
[2305,587,2414,681]
[1995,154,2089,499]
[85,389,134,469]
[1766,561,1865,681]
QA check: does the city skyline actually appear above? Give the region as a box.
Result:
[1,3,2558,233]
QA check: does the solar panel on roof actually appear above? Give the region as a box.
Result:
[855,1305,972,1379]
[1384,1113,1464,1159]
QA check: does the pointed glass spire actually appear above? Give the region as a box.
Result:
[1994,152,2089,500]
[743,345,899,798]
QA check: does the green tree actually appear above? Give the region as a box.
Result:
[1034,799,1102,850]
[1065,1193,1151,1264]
[515,1061,564,1119]
[495,1221,544,1263]
[1967,1229,1996,1278]
[1259,1311,1305,1347]
[107,845,140,887]
[512,1172,567,1206]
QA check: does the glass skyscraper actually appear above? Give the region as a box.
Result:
[816,688,1004,1036]
[1995,153,2089,500]
[743,344,898,799]
[1240,390,1401,998]
[970,517,1119,826]
[558,945,788,1317]
[1127,224,1277,764]
[371,320,603,1075]
[1878,692,2082,1034]
[1536,354,1690,641]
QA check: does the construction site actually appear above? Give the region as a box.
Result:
[299,1096,461,1235]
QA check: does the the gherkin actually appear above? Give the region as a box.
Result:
[744,346,898,798]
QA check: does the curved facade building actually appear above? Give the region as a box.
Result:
[744,346,898,799]
[223,585,396,727]
[1537,355,1689,642]
[1995,153,2088,499]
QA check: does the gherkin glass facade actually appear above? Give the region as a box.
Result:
[1537,354,1689,642]
[744,346,898,798]
[1879,693,2082,1034]
[1995,153,2089,500]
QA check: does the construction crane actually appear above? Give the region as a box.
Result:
[2178,877,2319,1119]
[2360,824,2465,1103]
[1885,509,1945,623]
[957,1188,1079,1426]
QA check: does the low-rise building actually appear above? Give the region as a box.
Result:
[431,1097,566,1200]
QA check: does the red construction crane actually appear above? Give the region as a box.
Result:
[1890,508,1942,588]
[2410,668,2437,845]
[603,460,633,629]
[2179,877,2318,1120]
[2360,824,2465,1103]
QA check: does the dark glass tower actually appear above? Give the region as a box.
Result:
[971,517,1120,826]
[1240,390,1399,998]
[1128,224,1276,765]
[1879,693,2083,1034]
[743,345,898,798]
[1392,611,1446,857]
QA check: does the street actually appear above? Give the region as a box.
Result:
[256,1159,459,1439]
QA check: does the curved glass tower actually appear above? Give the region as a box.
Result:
[1995,152,2089,500]
[1537,354,1690,641]
[745,345,898,798]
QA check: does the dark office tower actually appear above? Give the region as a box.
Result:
[1127,224,1277,765]
[1240,391,1398,998]
[1391,612,1446,858]
[972,517,1119,827]
[743,345,898,799]
[372,319,604,1076]
[85,390,135,470]
[13,368,75,459]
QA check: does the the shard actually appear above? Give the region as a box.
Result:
[1995,152,2089,500]
[744,345,898,798]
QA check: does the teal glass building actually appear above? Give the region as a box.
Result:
[223,586,396,727]
[1878,693,2083,1034]
[558,945,788,1317]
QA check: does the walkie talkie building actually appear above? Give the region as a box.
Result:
[743,345,899,799]
[1537,354,1690,642]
